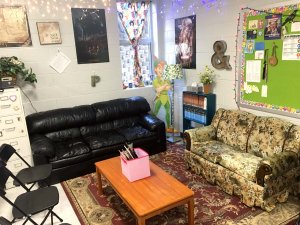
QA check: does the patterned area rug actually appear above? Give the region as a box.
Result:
[61,143,300,225]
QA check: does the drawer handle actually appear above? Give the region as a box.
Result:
[5,119,13,124]
[0,131,2,137]
[1,104,11,109]
[14,163,22,168]
[0,96,9,101]
[10,141,18,146]
[4,127,15,132]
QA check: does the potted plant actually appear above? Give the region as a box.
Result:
[199,65,215,94]
[0,56,37,84]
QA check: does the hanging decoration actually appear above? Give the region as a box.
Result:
[159,0,224,16]
[2,0,112,20]
[117,1,150,87]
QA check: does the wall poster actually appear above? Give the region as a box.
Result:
[0,6,32,47]
[175,15,196,69]
[71,8,109,64]
[36,22,62,45]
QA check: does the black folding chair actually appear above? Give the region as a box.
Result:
[0,217,12,225]
[0,161,63,225]
[0,144,52,190]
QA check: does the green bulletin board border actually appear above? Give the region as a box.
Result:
[238,3,300,118]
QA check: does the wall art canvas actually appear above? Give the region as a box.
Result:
[37,22,62,45]
[175,15,196,69]
[71,8,109,64]
[0,6,32,47]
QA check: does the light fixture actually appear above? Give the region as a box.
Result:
[163,64,183,143]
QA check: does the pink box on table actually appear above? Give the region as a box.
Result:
[120,148,150,182]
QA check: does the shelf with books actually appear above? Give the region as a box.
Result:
[182,91,216,131]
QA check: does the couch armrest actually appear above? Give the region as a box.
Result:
[139,114,165,131]
[30,134,55,165]
[184,125,217,151]
[256,151,299,186]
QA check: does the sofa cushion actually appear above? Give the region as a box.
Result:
[83,130,126,150]
[117,126,155,141]
[217,110,256,152]
[191,140,236,163]
[91,96,150,123]
[210,108,225,130]
[26,105,96,134]
[218,151,262,182]
[49,138,91,168]
[45,128,81,142]
[80,117,140,137]
[247,117,293,158]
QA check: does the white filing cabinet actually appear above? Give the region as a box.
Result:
[0,87,32,189]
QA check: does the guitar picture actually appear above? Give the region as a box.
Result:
[269,42,278,66]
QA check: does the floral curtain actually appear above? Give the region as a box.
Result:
[117,1,150,87]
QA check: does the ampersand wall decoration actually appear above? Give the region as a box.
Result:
[211,40,232,70]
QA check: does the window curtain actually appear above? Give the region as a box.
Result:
[117,1,150,87]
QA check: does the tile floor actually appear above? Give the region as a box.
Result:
[0,184,81,225]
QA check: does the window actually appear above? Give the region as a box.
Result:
[117,1,153,89]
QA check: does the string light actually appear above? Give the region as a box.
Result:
[234,11,241,110]
[3,0,113,19]
[159,0,224,17]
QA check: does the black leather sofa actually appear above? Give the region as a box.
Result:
[26,96,166,184]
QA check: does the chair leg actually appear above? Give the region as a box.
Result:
[28,182,36,190]
[22,217,29,225]
[51,212,53,225]
[40,209,52,225]
[52,211,63,222]
[23,216,38,225]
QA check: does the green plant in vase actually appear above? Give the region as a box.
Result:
[198,65,215,94]
[0,56,37,84]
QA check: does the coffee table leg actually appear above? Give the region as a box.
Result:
[188,198,194,225]
[137,217,146,225]
[96,167,103,195]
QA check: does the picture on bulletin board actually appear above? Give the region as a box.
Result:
[239,3,300,118]
[0,6,32,47]
[175,15,196,69]
[71,8,109,64]
[264,15,282,40]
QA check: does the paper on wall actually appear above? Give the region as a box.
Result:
[255,50,264,59]
[246,60,261,82]
[261,85,268,97]
[49,51,71,73]
[282,34,300,60]
[291,22,300,32]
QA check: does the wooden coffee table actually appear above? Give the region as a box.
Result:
[95,157,194,225]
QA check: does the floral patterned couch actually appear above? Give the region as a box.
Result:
[184,108,300,211]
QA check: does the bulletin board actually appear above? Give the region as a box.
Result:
[238,3,300,118]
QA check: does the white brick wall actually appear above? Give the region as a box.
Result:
[0,0,156,115]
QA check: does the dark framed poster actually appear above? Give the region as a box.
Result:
[71,8,109,64]
[0,6,32,47]
[175,15,196,69]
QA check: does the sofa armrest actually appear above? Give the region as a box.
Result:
[184,125,217,151]
[256,151,299,186]
[30,134,55,165]
[139,114,165,131]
